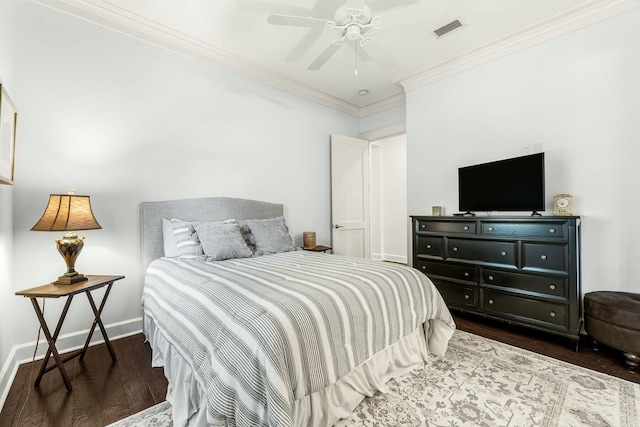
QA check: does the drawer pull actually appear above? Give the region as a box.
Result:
[453,247,458,252]
[464,294,470,300]
[488,275,494,281]
[501,251,507,256]
[541,255,548,260]
[464,272,470,277]
[549,284,556,290]
[488,299,494,305]
[549,228,556,234]
[426,244,432,249]
[463,226,469,231]
[421,224,426,229]
[488,227,494,232]
[550,311,556,318]
[422,266,427,270]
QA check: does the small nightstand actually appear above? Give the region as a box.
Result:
[302,245,332,253]
[16,275,124,391]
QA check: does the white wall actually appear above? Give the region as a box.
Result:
[0,0,17,405]
[360,104,406,135]
[0,0,359,404]
[370,135,407,263]
[407,9,640,296]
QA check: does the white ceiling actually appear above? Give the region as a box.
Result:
[37,0,640,116]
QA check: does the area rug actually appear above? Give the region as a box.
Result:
[107,330,640,426]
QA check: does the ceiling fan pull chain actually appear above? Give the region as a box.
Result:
[355,42,358,76]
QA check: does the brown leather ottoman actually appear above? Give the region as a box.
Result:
[584,291,640,372]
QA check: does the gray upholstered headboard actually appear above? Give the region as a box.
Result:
[140,197,284,272]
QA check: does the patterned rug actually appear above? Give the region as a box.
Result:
[107,330,639,426]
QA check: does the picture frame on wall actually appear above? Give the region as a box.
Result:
[0,84,17,185]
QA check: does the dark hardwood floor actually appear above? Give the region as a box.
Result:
[1,314,637,426]
[0,334,168,427]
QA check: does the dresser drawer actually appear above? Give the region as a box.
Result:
[523,243,567,273]
[482,269,567,299]
[416,220,476,235]
[448,238,517,267]
[482,290,567,328]
[416,260,476,283]
[481,221,567,240]
[432,281,478,309]
[415,236,444,258]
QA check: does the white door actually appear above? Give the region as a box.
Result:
[330,134,370,257]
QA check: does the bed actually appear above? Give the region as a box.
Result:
[141,197,455,427]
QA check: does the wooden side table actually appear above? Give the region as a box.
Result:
[15,275,124,391]
[302,245,332,253]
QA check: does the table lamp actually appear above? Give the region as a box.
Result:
[31,192,102,284]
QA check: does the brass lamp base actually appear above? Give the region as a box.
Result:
[54,232,88,285]
[54,273,88,285]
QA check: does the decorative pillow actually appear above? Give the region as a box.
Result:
[237,220,256,253]
[171,219,203,258]
[194,222,253,261]
[162,218,180,257]
[244,216,294,255]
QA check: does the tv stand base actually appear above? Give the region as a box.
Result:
[453,211,475,217]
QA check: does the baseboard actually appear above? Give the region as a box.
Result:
[0,317,143,412]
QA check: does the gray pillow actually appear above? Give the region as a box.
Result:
[171,219,203,258]
[194,222,253,261]
[244,216,294,255]
[237,220,256,253]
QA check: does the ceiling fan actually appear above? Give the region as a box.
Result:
[265,0,420,72]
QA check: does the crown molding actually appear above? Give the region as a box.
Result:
[358,93,406,118]
[33,0,639,118]
[33,0,363,117]
[398,0,640,92]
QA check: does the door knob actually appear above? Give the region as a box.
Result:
[333,224,344,229]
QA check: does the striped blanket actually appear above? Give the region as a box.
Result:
[142,251,455,427]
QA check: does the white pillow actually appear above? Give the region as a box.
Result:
[162,218,180,257]
[171,219,203,258]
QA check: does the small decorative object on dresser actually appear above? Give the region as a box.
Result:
[432,206,442,216]
[303,231,316,249]
[553,194,573,216]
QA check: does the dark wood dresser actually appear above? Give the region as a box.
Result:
[411,216,582,348]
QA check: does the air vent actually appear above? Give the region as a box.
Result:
[433,19,463,38]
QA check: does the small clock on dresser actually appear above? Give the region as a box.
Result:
[554,194,573,216]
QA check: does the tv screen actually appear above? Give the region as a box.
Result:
[458,153,545,212]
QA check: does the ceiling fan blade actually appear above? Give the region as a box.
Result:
[267,14,331,28]
[236,0,311,16]
[308,43,343,71]
[286,28,325,62]
[278,1,345,62]
[347,41,373,62]
[362,39,395,70]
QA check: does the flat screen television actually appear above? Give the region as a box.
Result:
[458,152,545,213]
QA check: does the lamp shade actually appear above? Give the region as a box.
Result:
[31,194,101,232]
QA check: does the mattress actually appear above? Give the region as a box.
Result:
[142,251,455,427]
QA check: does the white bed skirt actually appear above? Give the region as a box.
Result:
[144,314,439,427]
